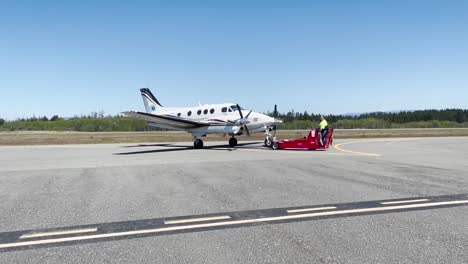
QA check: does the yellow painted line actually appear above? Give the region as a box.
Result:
[287,206,337,214]
[317,152,360,156]
[333,138,418,157]
[164,216,231,225]
[1,200,467,250]
[380,199,429,205]
[333,140,383,156]
[19,228,98,239]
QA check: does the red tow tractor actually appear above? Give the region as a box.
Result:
[271,129,334,150]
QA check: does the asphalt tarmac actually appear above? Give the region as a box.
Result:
[0,137,467,263]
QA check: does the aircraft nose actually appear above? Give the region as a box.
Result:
[264,114,279,124]
[274,118,283,123]
[266,114,282,124]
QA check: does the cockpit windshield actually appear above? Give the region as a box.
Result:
[229,105,244,112]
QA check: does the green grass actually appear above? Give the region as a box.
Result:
[1,115,468,146]
[2,129,468,146]
[0,117,149,132]
[2,117,468,132]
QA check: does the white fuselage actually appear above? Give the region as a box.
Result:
[149,103,277,136]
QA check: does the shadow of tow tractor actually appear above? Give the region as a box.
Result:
[114,142,262,155]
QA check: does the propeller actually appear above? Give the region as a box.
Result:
[236,104,252,136]
[227,104,253,135]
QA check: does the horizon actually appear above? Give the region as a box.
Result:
[1,0,468,120]
[3,107,468,122]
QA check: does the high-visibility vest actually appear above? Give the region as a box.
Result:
[320,120,328,130]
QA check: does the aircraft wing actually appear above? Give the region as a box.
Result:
[123,111,209,129]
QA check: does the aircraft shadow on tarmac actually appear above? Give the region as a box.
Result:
[114,142,262,155]
[123,143,174,148]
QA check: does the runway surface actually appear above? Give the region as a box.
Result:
[0,137,467,263]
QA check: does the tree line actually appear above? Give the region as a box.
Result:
[0,109,467,131]
[269,108,468,129]
[269,108,467,123]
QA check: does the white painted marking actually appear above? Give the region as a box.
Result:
[164,216,231,225]
[380,199,429,205]
[1,200,467,249]
[19,228,98,239]
[287,206,337,214]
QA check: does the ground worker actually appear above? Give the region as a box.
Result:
[319,115,328,146]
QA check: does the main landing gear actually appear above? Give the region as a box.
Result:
[193,137,238,149]
[229,137,238,147]
[194,139,204,149]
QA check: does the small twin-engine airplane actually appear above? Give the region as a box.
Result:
[124,88,282,149]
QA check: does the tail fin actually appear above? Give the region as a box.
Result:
[140,88,163,113]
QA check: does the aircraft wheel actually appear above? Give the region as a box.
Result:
[264,138,272,148]
[194,139,204,149]
[272,142,279,150]
[229,137,238,147]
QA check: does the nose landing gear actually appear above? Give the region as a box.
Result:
[264,125,277,148]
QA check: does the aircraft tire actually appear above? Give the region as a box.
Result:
[194,139,204,149]
[229,137,238,147]
[272,142,279,150]
[264,138,272,148]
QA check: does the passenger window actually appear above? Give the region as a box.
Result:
[187,111,192,116]
[197,110,202,115]
[177,113,181,117]
[203,109,208,115]
[228,108,233,112]
[221,107,227,113]
[210,109,215,114]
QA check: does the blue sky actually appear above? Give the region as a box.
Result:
[1,0,467,119]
